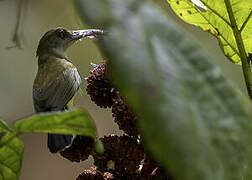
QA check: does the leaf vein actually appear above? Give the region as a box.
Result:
[239,10,252,32]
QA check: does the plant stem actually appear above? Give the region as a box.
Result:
[224,0,252,99]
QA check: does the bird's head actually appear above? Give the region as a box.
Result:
[36,27,84,60]
[36,27,105,62]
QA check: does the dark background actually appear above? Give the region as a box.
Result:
[0,0,246,179]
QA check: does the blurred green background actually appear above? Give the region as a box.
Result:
[0,0,246,179]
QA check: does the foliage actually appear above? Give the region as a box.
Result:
[0,0,251,179]
[14,109,96,138]
[167,0,252,65]
[0,109,96,180]
[0,133,23,180]
[75,0,252,179]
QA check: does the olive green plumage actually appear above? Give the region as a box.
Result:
[33,27,83,153]
[33,56,80,112]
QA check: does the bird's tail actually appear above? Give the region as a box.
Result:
[47,133,73,153]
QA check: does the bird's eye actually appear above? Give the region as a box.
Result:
[56,29,65,39]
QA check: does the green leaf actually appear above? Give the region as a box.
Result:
[14,109,97,139]
[76,0,252,179]
[0,133,24,180]
[0,119,12,133]
[166,0,252,64]
[0,119,22,180]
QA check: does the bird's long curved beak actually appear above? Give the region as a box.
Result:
[71,29,105,40]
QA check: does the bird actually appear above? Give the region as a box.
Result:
[33,27,104,153]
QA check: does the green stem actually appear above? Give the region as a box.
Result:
[224,0,252,99]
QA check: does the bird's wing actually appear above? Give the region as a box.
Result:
[33,68,81,112]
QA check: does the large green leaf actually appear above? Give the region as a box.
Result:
[76,0,252,179]
[166,0,252,64]
[0,133,24,180]
[14,109,97,139]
